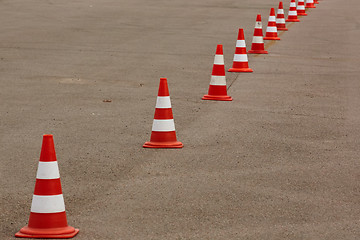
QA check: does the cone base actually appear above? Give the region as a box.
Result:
[277,27,288,31]
[202,95,232,101]
[286,19,300,22]
[15,227,79,239]
[228,67,253,73]
[297,13,308,16]
[143,141,183,148]
[306,6,316,8]
[248,50,268,54]
[263,37,280,40]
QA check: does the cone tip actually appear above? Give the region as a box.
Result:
[256,14,261,21]
[238,28,245,40]
[270,8,275,15]
[40,134,56,162]
[279,1,283,8]
[216,44,223,54]
[158,78,169,96]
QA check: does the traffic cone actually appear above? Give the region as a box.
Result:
[314,0,319,4]
[264,8,280,40]
[203,45,232,101]
[305,0,316,8]
[15,135,79,239]
[286,0,300,22]
[276,2,288,31]
[248,14,268,54]
[143,78,183,148]
[228,29,253,73]
[297,0,308,16]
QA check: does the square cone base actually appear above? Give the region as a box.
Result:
[15,228,79,239]
[143,141,183,148]
[264,37,280,40]
[248,50,268,54]
[286,19,300,22]
[202,95,232,101]
[228,68,253,73]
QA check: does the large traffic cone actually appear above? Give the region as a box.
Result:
[143,78,183,148]
[264,8,280,40]
[228,29,253,73]
[305,0,316,8]
[276,2,288,31]
[248,14,268,54]
[286,0,300,22]
[297,0,308,16]
[15,135,79,239]
[203,45,232,101]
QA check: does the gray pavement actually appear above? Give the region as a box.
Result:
[0,0,359,239]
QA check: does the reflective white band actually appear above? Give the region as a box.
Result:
[210,75,226,86]
[277,9,284,14]
[31,194,65,213]
[213,55,224,65]
[276,19,285,24]
[152,119,175,131]
[156,96,171,109]
[236,40,246,47]
[266,26,277,33]
[289,11,297,16]
[252,36,264,43]
[269,16,276,22]
[306,0,314,3]
[36,161,60,179]
[290,3,296,7]
[297,6,305,10]
[233,54,248,62]
[255,22,262,28]
[299,0,304,2]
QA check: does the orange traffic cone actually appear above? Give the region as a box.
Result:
[203,45,232,101]
[305,0,316,8]
[143,78,183,148]
[276,2,288,31]
[286,0,300,22]
[15,135,79,239]
[228,29,253,73]
[248,14,268,54]
[297,0,308,16]
[264,8,280,40]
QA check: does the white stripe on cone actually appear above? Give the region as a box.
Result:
[236,40,246,47]
[213,55,224,65]
[252,36,264,43]
[233,54,248,62]
[269,16,276,21]
[278,9,284,14]
[36,161,60,179]
[276,18,286,24]
[255,22,262,28]
[289,11,297,16]
[297,6,305,10]
[152,119,175,131]
[209,75,226,86]
[266,26,277,33]
[156,96,171,109]
[31,194,66,213]
[290,2,296,7]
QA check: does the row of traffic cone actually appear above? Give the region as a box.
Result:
[15,0,321,238]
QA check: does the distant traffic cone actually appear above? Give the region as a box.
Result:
[297,0,308,16]
[143,78,183,148]
[248,14,268,54]
[305,0,316,8]
[314,0,319,4]
[264,8,280,40]
[276,2,288,31]
[286,0,300,22]
[203,45,232,101]
[228,29,253,73]
[15,135,79,239]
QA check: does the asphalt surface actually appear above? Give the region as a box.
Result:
[0,0,359,239]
